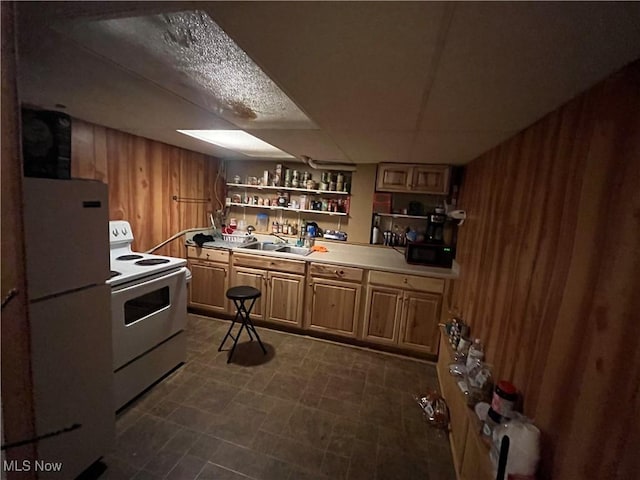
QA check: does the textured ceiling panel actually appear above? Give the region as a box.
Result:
[60,10,316,130]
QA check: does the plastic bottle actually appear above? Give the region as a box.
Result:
[372,225,381,244]
[466,338,484,370]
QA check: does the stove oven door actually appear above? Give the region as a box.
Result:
[111,267,187,371]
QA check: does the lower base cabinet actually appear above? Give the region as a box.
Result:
[363,271,444,354]
[186,247,229,315]
[230,253,306,327]
[305,262,363,338]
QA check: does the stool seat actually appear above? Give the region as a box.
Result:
[226,285,261,300]
[218,285,266,363]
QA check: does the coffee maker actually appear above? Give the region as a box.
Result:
[426,212,447,243]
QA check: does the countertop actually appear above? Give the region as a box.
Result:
[185,231,459,279]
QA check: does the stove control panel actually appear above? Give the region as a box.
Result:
[109,220,134,244]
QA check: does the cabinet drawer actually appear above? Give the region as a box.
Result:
[186,246,229,263]
[233,253,305,274]
[308,262,364,282]
[368,270,444,293]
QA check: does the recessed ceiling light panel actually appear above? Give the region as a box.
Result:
[178,130,294,158]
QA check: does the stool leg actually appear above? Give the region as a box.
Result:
[218,302,241,352]
[243,297,267,355]
[226,299,249,363]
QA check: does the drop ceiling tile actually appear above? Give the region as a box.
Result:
[419,2,640,133]
[244,130,349,163]
[409,131,517,165]
[328,131,414,164]
[206,2,448,131]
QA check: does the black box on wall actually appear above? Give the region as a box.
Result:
[21,108,71,179]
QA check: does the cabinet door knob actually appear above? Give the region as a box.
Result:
[403,278,408,283]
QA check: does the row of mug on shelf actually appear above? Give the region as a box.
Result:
[228,193,348,213]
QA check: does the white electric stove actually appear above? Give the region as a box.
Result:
[108,220,188,410]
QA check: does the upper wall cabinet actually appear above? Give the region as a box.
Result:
[375,164,451,194]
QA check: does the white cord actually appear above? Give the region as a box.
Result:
[144,227,209,254]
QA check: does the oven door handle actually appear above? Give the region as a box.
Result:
[113,267,187,294]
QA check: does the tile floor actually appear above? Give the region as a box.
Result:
[100,315,456,480]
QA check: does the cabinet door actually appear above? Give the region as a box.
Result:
[362,285,403,345]
[411,165,451,194]
[230,266,267,320]
[188,261,229,314]
[375,164,412,191]
[306,278,361,337]
[399,291,442,354]
[267,271,305,327]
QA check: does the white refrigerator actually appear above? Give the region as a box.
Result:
[23,178,114,479]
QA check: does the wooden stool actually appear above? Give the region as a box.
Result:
[218,286,266,363]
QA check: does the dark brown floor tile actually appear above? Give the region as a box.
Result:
[184,380,241,413]
[244,369,276,392]
[165,454,207,480]
[299,388,323,408]
[320,452,350,480]
[324,375,365,404]
[262,372,308,402]
[100,455,140,480]
[280,356,320,378]
[232,388,282,413]
[378,425,429,456]
[304,372,331,394]
[349,440,378,480]
[316,395,361,419]
[167,405,213,433]
[205,402,266,447]
[115,406,144,436]
[115,415,179,468]
[197,462,252,480]
[208,440,293,480]
[376,446,431,480]
[426,457,457,480]
[186,434,223,461]
[198,364,255,388]
[141,448,183,476]
[251,430,325,472]
[162,427,201,454]
[132,470,163,480]
[287,466,330,480]
[283,405,337,449]
[327,418,359,457]
[259,397,297,434]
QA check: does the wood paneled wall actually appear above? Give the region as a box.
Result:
[71,120,223,257]
[452,60,640,479]
[1,3,38,475]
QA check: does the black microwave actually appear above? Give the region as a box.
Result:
[22,108,72,179]
[405,241,454,268]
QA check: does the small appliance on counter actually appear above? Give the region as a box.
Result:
[426,210,447,243]
[405,241,455,268]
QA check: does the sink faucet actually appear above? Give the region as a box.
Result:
[271,233,289,244]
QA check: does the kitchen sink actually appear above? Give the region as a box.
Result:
[239,242,283,251]
[237,242,311,256]
[274,246,311,256]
